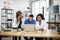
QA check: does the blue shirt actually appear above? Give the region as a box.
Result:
[24,19,36,24]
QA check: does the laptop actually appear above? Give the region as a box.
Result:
[21,24,35,32]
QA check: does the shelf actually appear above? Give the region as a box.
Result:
[7,19,13,21]
[47,22,60,24]
[1,16,6,17]
[7,13,13,14]
[1,8,14,29]
[2,8,13,10]
[1,23,7,24]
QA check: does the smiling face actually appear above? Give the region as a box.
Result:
[16,11,23,23]
[17,13,22,20]
[18,13,23,19]
[37,16,42,22]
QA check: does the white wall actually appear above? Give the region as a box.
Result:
[49,0,60,13]
[53,0,60,5]
[0,0,3,30]
[10,0,30,27]
[53,0,60,13]
[0,0,30,28]
[49,0,60,21]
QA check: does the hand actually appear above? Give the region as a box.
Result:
[39,28,44,31]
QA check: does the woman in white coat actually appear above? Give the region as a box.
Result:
[13,11,23,40]
[35,14,48,40]
[35,14,48,31]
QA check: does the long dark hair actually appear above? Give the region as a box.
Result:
[16,11,23,23]
[36,14,45,21]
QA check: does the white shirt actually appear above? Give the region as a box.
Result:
[35,20,48,30]
[14,18,24,28]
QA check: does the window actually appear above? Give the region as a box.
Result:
[32,0,49,22]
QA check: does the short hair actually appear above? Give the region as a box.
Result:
[36,14,45,21]
[29,14,34,17]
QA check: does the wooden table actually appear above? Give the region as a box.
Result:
[0,30,60,40]
[20,30,60,38]
[47,22,60,32]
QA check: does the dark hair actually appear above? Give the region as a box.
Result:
[16,11,23,22]
[16,11,22,18]
[29,14,34,17]
[36,14,45,21]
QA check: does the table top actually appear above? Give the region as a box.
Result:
[0,30,60,38]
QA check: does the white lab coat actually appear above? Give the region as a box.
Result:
[35,20,48,30]
[14,18,24,28]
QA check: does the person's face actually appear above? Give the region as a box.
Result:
[18,13,23,19]
[37,16,42,21]
[29,17,33,22]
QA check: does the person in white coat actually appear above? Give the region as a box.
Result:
[35,14,48,40]
[35,14,48,31]
[13,11,23,40]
